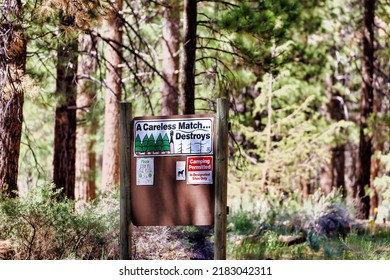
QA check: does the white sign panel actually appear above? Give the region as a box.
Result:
[176,161,186,181]
[136,158,154,185]
[187,156,213,185]
[134,117,213,157]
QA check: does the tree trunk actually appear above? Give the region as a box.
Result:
[0,1,26,196]
[161,0,180,116]
[355,0,376,219]
[321,74,346,197]
[75,32,98,204]
[102,0,123,190]
[53,14,78,199]
[180,0,197,115]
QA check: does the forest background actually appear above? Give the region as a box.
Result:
[0,0,389,260]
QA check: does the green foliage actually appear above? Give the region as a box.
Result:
[0,184,119,259]
[229,190,390,260]
[228,210,259,235]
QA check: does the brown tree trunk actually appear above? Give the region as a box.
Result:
[355,0,376,219]
[321,75,346,197]
[161,0,180,116]
[53,14,78,199]
[75,32,98,204]
[180,0,197,115]
[369,72,383,218]
[102,0,123,190]
[0,1,26,196]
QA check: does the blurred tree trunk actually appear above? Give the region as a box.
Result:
[102,0,123,190]
[369,72,382,218]
[321,74,346,197]
[180,0,197,115]
[75,32,98,204]
[53,14,78,199]
[355,0,376,219]
[161,0,180,116]
[0,0,26,196]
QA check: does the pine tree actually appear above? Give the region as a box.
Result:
[180,0,197,114]
[102,0,123,190]
[53,12,78,200]
[356,0,376,219]
[161,0,180,115]
[0,0,26,196]
[75,31,98,204]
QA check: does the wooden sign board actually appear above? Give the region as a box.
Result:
[130,114,215,226]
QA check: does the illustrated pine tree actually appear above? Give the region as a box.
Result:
[135,135,143,154]
[156,134,163,154]
[162,133,170,153]
[142,135,149,153]
[147,134,156,154]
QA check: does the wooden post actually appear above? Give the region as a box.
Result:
[214,98,228,260]
[120,102,132,259]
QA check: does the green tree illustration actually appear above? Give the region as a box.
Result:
[135,134,143,153]
[162,133,170,152]
[142,134,149,153]
[156,133,163,153]
[147,134,156,153]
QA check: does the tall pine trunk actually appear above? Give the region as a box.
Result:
[180,0,197,115]
[53,14,78,199]
[161,0,180,116]
[102,0,123,190]
[0,1,26,196]
[355,0,376,219]
[75,32,98,203]
[321,74,346,197]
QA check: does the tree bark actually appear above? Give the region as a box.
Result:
[53,14,78,199]
[102,0,123,190]
[75,32,98,204]
[161,0,180,116]
[0,0,26,196]
[355,0,376,219]
[180,0,197,115]
[321,74,346,197]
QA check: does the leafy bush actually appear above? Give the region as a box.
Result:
[0,184,119,259]
[228,210,259,235]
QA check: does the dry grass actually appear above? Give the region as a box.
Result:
[132,226,214,260]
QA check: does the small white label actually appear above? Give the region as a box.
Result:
[176,161,186,180]
[136,158,154,185]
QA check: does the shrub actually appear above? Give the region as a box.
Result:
[0,184,119,259]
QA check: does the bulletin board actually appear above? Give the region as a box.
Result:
[130,114,216,226]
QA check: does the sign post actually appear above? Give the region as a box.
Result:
[214,98,228,260]
[120,102,132,260]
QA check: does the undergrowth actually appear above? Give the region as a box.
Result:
[228,189,390,260]
[0,184,119,259]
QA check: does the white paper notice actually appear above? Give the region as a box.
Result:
[176,161,186,180]
[136,158,154,185]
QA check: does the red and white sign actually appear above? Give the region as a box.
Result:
[187,156,213,184]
